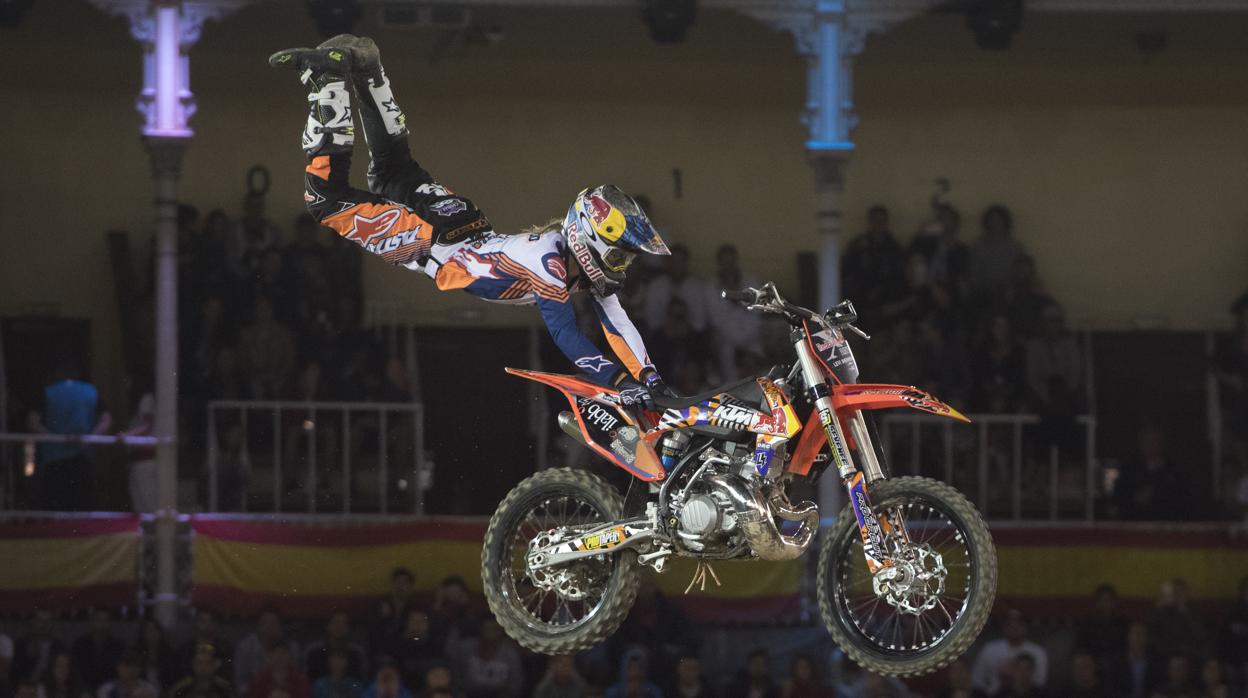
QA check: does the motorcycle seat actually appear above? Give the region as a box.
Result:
[652,376,764,411]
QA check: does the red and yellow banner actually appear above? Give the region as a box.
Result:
[991,524,1248,616]
[191,517,1248,623]
[0,515,139,613]
[190,517,801,622]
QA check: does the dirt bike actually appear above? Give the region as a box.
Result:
[481,282,997,677]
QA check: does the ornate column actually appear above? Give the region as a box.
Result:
[89,0,249,628]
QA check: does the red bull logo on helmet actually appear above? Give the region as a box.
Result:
[586,195,612,225]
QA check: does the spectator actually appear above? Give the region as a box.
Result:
[449,619,521,698]
[71,609,124,691]
[968,205,1026,299]
[1074,584,1128,664]
[228,192,282,278]
[1199,658,1229,698]
[249,250,293,319]
[429,578,476,657]
[706,244,763,381]
[414,665,459,698]
[1151,654,1197,698]
[916,319,971,408]
[1,634,13,698]
[1024,303,1083,450]
[970,610,1048,695]
[1111,426,1188,521]
[935,659,985,698]
[187,210,232,297]
[360,666,410,698]
[237,296,296,400]
[1213,299,1248,482]
[131,618,177,693]
[379,610,443,690]
[881,252,950,332]
[13,609,66,685]
[1218,576,1248,691]
[304,613,367,683]
[649,298,712,385]
[177,611,233,681]
[1107,622,1161,698]
[246,643,310,698]
[990,654,1044,698]
[97,652,156,698]
[1003,256,1052,340]
[605,648,660,698]
[1063,652,1100,698]
[372,568,417,650]
[169,644,234,698]
[40,653,88,698]
[724,649,776,698]
[1148,579,1208,660]
[841,205,906,316]
[780,653,832,698]
[188,296,235,399]
[117,393,157,513]
[611,575,697,689]
[832,663,910,698]
[26,360,112,510]
[14,683,37,698]
[233,609,297,695]
[665,653,714,698]
[643,244,710,334]
[311,650,362,698]
[533,656,587,698]
[971,313,1026,413]
[910,203,970,299]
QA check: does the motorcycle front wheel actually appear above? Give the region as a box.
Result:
[481,467,640,654]
[816,476,997,677]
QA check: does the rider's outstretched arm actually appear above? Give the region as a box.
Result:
[590,293,660,384]
[534,296,626,387]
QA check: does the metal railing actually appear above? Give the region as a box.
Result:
[206,400,429,515]
[878,412,1097,521]
[0,433,164,511]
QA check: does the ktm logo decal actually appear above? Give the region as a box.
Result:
[345,209,417,245]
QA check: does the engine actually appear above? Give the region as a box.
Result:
[668,446,818,560]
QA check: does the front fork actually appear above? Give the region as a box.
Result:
[795,339,904,575]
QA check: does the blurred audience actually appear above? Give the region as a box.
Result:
[533,656,587,698]
[970,610,1048,696]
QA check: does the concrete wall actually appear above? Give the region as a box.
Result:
[2,2,1247,410]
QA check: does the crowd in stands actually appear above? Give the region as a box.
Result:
[0,570,1246,698]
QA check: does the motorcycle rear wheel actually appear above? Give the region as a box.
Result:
[482,467,640,654]
[816,476,997,677]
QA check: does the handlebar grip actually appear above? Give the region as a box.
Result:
[721,289,757,304]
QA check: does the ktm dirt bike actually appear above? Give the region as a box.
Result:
[481,282,997,677]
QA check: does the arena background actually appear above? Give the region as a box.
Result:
[1,1,1248,697]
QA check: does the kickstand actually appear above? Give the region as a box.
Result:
[683,560,722,594]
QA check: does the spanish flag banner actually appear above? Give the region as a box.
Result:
[992,524,1248,615]
[0,515,139,613]
[190,517,802,623]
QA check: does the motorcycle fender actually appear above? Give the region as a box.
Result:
[506,368,665,482]
[831,383,970,422]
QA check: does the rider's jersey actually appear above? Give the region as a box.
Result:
[421,230,654,384]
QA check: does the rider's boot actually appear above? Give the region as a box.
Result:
[315,35,409,190]
[269,47,355,157]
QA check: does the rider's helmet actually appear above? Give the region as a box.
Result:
[562,185,670,296]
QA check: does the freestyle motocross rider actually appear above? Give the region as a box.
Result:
[269,36,672,408]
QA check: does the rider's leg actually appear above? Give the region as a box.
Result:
[270,47,434,268]
[317,35,440,202]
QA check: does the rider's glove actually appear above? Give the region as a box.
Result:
[615,377,655,411]
[643,371,677,400]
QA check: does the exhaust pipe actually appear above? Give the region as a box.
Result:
[558,411,587,445]
[707,474,818,561]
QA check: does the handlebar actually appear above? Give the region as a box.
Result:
[720,283,870,340]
